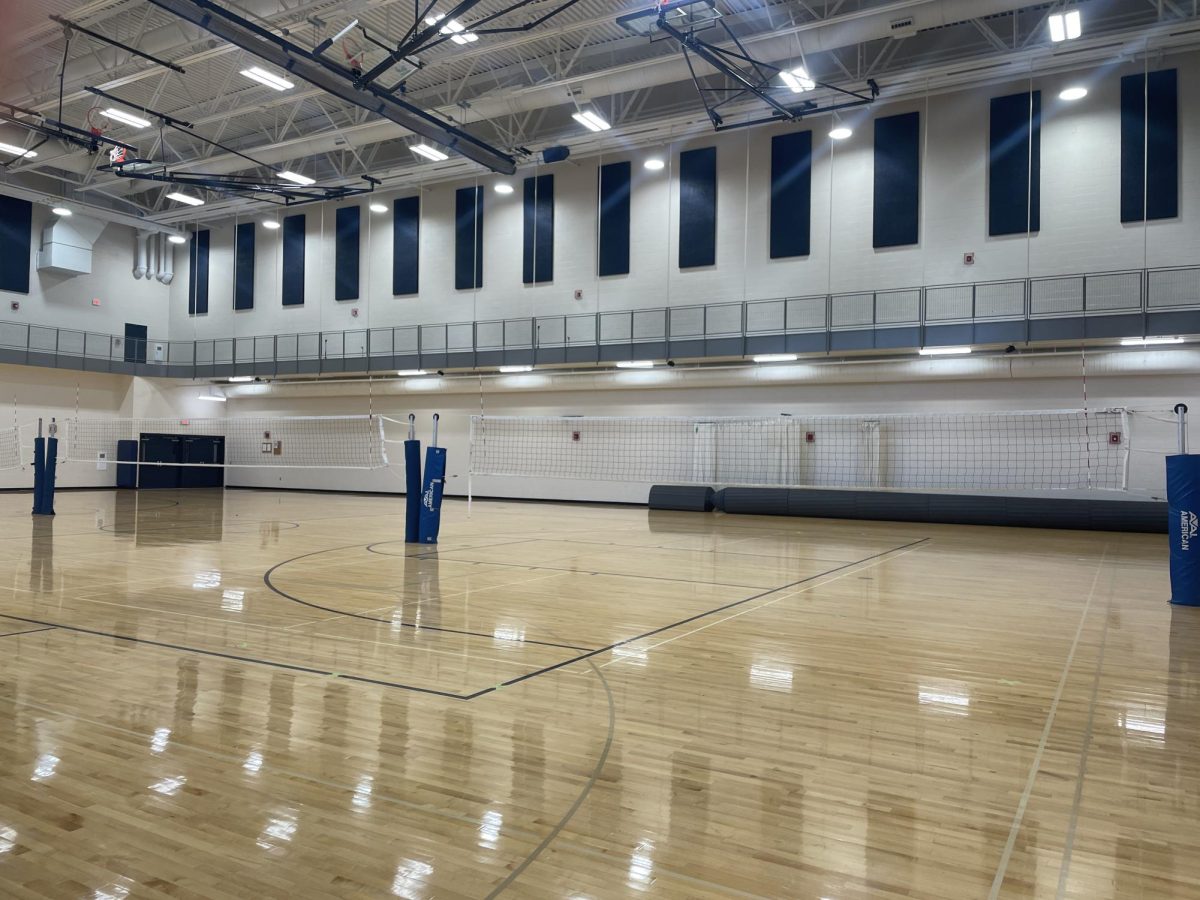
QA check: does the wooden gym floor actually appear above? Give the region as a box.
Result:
[0,488,1197,899]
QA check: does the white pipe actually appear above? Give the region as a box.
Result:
[133,230,149,279]
[158,233,175,285]
[149,230,160,283]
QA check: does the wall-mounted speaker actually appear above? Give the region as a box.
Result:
[542,145,570,164]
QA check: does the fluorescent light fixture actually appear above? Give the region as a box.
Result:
[1120,336,1184,346]
[494,183,514,195]
[753,353,798,363]
[331,19,359,42]
[369,202,387,213]
[425,14,444,25]
[644,158,665,171]
[572,110,611,132]
[227,376,254,383]
[1059,86,1088,101]
[411,143,448,161]
[166,192,204,207]
[0,142,36,158]
[450,32,478,44]
[397,369,428,376]
[278,170,315,186]
[241,66,294,91]
[829,126,852,140]
[51,207,71,216]
[918,346,972,356]
[197,394,227,402]
[615,360,654,369]
[780,66,815,93]
[498,365,533,373]
[101,107,151,129]
[1048,9,1081,42]
[167,234,187,244]
[262,219,280,230]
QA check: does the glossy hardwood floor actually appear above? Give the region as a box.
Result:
[0,488,1196,899]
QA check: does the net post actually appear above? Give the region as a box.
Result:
[32,417,45,516]
[42,418,58,516]
[404,413,421,543]
[418,413,446,545]
[1168,403,1198,606]
[1176,403,1189,455]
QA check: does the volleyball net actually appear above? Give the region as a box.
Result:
[470,409,1135,492]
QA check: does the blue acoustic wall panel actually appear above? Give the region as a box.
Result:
[187,230,210,315]
[0,194,32,294]
[455,186,484,290]
[598,161,631,276]
[873,111,921,248]
[334,205,360,301]
[522,173,554,284]
[989,91,1041,236]
[392,195,420,296]
[679,146,717,269]
[1121,68,1179,223]
[234,222,255,311]
[281,214,305,306]
[770,131,812,259]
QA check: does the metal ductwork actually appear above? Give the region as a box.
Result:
[147,229,159,284]
[36,213,107,277]
[157,234,176,285]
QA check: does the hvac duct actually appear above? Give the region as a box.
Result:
[36,213,107,277]
[157,233,175,285]
[147,230,159,283]
[134,230,149,279]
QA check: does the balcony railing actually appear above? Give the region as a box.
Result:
[1,265,1197,379]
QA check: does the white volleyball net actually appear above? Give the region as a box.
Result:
[61,415,389,469]
[470,409,1132,492]
[0,426,19,469]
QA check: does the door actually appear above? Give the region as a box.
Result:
[181,436,225,488]
[137,433,181,489]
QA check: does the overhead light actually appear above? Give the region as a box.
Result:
[101,107,151,129]
[262,220,280,230]
[241,66,295,91]
[450,33,478,44]
[331,19,359,42]
[51,207,71,216]
[918,346,972,356]
[780,66,815,93]
[498,365,532,373]
[615,360,654,369]
[369,202,388,213]
[572,110,611,132]
[1048,9,1081,42]
[166,192,204,207]
[1120,336,1184,346]
[494,183,514,195]
[753,353,798,363]
[829,126,852,140]
[411,143,448,161]
[278,171,315,186]
[0,142,37,158]
[1059,86,1088,101]
[397,369,428,376]
[197,394,227,402]
[167,234,188,244]
[227,376,254,383]
[644,158,665,171]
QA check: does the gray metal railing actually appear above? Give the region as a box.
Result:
[1,264,1197,379]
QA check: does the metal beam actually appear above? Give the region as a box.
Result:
[143,0,517,174]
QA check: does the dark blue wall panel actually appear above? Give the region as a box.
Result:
[234,222,254,311]
[1121,68,1178,223]
[522,173,554,284]
[455,186,484,290]
[0,194,31,294]
[187,230,210,316]
[598,161,631,276]
[989,91,1041,236]
[873,111,921,248]
[334,205,360,301]
[679,146,717,268]
[281,214,305,306]
[392,195,420,296]
[770,131,812,259]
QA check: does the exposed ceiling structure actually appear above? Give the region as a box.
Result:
[0,0,1197,225]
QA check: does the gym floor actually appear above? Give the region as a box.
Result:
[0,489,1195,898]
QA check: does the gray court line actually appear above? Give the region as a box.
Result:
[1054,552,1119,899]
[987,543,1110,900]
[485,654,616,899]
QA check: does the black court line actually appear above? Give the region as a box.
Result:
[457,537,931,700]
[0,626,56,639]
[264,543,595,652]
[0,611,471,700]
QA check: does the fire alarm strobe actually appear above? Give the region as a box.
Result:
[572,431,581,442]
[806,432,816,443]
[1109,432,1122,445]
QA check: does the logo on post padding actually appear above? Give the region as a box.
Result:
[1183,510,1198,551]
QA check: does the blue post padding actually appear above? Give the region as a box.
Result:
[1168,455,1200,605]
[404,439,421,543]
[418,446,447,545]
[32,436,45,515]
[42,437,57,516]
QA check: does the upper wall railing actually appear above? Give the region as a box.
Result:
[1,265,1198,379]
